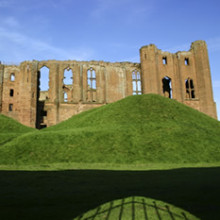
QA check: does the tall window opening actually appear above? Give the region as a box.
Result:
[132,70,142,95]
[10,73,15,81]
[162,76,172,98]
[185,58,189,65]
[63,68,73,85]
[36,66,49,129]
[87,68,96,102]
[162,57,167,65]
[185,78,195,98]
[39,66,49,92]
[10,89,14,97]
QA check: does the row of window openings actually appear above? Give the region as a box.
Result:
[8,81,195,111]
[162,57,190,65]
[39,67,96,92]
[63,69,142,102]
[8,76,194,103]
[10,57,190,83]
[63,73,195,100]
[162,77,195,99]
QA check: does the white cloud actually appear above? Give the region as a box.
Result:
[91,0,154,21]
[0,27,94,63]
[2,16,20,28]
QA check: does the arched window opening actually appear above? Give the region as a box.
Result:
[162,76,172,98]
[185,78,195,99]
[39,66,49,93]
[132,70,142,95]
[87,68,96,102]
[10,73,15,81]
[36,66,49,130]
[63,68,73,85]
[64,91,68,102]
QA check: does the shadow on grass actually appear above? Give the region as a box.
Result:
[0,167,219,220]
[76,196,195,219]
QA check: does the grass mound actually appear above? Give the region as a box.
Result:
[0,114,34,146]
[0,94,220,165]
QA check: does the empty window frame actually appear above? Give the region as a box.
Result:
[162,57,167,65]
[185,78,195,98]
[162,76,172,98]
[39,66,50,92]
[63,68,73,85]
[9,104,13,111]
[10,89,14,97]
[185,58,189,65]
[10,73,15,81]
[87,68,96,90]
[132,70,142,95]
[87,68,96,102]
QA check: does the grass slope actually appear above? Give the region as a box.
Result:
[0,114,34,146]
[0,94,220,165]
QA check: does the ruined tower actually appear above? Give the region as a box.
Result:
[140,40,217,119]
[0,40,217,128]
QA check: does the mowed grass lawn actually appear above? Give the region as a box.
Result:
[0,94,220,219]
[0,166,220,220]
[1,95,220,165]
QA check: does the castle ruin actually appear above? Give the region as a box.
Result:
[0,40,217,128]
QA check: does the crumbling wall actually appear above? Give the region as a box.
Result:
[35,60,140,127]
[140,40,217,119]
[0,40,217,128]
[1,65,20,122]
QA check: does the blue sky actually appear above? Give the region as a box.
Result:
[0,0,220,119]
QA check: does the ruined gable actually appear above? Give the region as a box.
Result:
[0,41,217,128]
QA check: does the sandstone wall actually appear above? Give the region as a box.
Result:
[140,40,217,119]
[0,41,217,128]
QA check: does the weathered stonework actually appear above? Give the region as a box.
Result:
[0,41,217,128]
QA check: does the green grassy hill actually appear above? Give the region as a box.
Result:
[0,94,220,165]
[0,114,35,146]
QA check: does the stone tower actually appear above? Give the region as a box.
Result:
[0,40,217,128]
[140,40,217,119]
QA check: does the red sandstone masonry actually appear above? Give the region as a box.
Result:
[0,41,217,128]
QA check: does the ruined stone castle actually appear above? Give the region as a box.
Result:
[0,40,217,128]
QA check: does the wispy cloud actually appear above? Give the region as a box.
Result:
[91,0,119,18]
[2,16,20,28]
[0,27,94,63]
[91,0,154,22]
